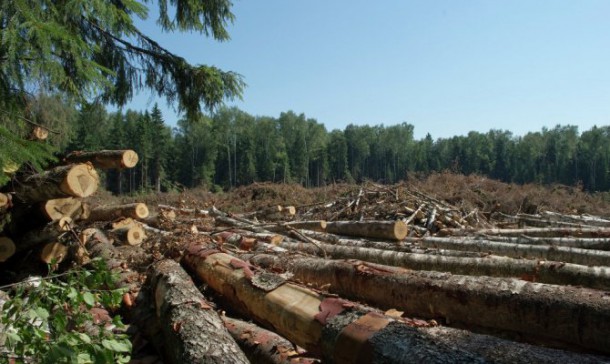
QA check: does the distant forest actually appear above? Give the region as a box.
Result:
[36,95,610,193]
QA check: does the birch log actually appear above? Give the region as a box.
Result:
[326,220,408,240]
[249,255,610,354]
[64,150,139,169]
[149,260,249,364]
[183,244,604,364]
[277,241,610,290]
[12,164,99,203]
[442,226,610,238]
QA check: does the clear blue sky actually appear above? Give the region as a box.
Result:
[127,0,610,139]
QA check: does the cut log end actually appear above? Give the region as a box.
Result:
[61,164,99,197]
[133,203,149,219]
[0,237,16,262]
[121,150,139,168]
[41,242,68,264]
[0,193,9,209]
[394,220,408,240]
[29,126,49,141]
[117,225,146,246]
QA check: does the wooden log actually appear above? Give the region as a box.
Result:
[16,219,71,252]
[326,220,408,241]
[410,236,610,266]
[12,163,99,203]
[28,126,49,141]
[0,193,9,211]
[261,221,327,233]
[442,226,610,238]
[0,236,16,262]
[40,197,89,221]
[40,242,68,264]
[183,244,603,363]
[277,241,610,290]
[87,203,149,222]
[222,316,319,364]
[250,255,610,354]
[112,225,146,246]
[148,259,248,364]
[64,150,139,169]
[485,235,610,251]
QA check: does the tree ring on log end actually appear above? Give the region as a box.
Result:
[61,164,99,197]
[122,150,139,168]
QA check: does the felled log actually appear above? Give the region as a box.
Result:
[148,260,248,364]
[40,242,68,264]
[260,221,327,233]
[14,218,72,253]
[40,197,90,221]
[541,211,610,227]
[409,236,610,266]
[442,226,610,238]
[486,235,610,251]
[326,220,408,241]
[183,244,603,363]
[0,236,16,262]
[111,225,146,246]
[64,150,139,169]
[86,203,149,222]
[0,193,9,211]
[222,316,319,364]
[12,163,99,203]
[28,126,49,141]
[277,241,610,290]
[249,255,610,354]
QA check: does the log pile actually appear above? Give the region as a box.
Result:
[1,177,610,362]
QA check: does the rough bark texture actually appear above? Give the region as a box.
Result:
[277,241,610,290]
[87,203,149,222]
[149,260,248,364]
[222,316,320,364]
[326,220,408,241]
[12,164,99,203]
[64,150,139,169]
[250,255,610,354]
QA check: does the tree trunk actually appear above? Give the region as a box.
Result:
[148,259,249,364]
[64,150,139,169]
[222,316,319,364]
[182,244,603,363]
[442,226,610,238]
[12,164,99,203]
[0,236,15,262]
[28,126,49,141]
[111,225,146,246]
[86,203,149,222]
[40,197,89,221]
[276,241,610,290]
[326,220,408,240]
[0,193,9,211]
[480,235,610,251]
[260,221,327,233]
[410,236,610,266]
[249,255,610,354]
[40,242,68,264]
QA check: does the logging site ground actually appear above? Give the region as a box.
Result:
[3,172,610,363]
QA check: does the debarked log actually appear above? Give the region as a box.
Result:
[276,241,610,290]
[149,260,249,364]
[249,255,610,354]
[408,236,610,266]
[12,163,99,203]
[182,244,605,364]
[64,150,139,169]
[326,220,408,241]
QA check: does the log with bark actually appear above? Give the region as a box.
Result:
[276,240,610,290]
[441,226,610,238]
[40,242,68,264]
[86,203,150,222]
[326,220,408,241]
[481,235,610,251]
[222,316,320,364]
[40,197,90,221]
[260,221,327,233]
[182,243,605,363]
[248,254,610,354]
[64,150,139,169]
[12,163,99,203]
[28,126,49,141]
[148,259,249,364]
[111,225,146,246]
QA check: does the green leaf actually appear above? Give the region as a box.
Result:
[77,353,93,364]
[34,307,50,320]
[101,339,131,353]
[82,292,96,307]
[78,332,92,344]
[6,331,22,344]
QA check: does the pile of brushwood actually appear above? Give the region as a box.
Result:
[2,166,610,362]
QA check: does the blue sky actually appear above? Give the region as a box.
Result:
[127,0,610,139]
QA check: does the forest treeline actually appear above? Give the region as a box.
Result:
[39,96,610,193]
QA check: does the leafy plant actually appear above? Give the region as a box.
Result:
[0,259,131,363]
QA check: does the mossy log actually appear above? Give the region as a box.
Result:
[12,164,99,203]
[64,150,139,169]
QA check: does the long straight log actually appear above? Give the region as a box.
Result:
[64,150,139,169]
[326,220,408,240]
[149,260,248,364]
[222,316,319,364]
[442,226,610,238]
[277,241,610,290]
[483,235,610,251]
[249,255,610,354]
[86,203,149,222]
[183,244,604,364]
[260,221,327,233]
[13,164,99,203]
[409,236,610,266]
[541,211,610,227]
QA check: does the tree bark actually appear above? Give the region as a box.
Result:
[326,220,408,241]
[481,235,610,251]
[86,203,150,222]
[64,150,139,169]
[12,164,99,203]
[409,236,610,266]
[148,259,249,364]
[182,244,604,363]
[260,221,327,233]
[277,241,610,290]
[442,226,610,238]
[249,255,610,354]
